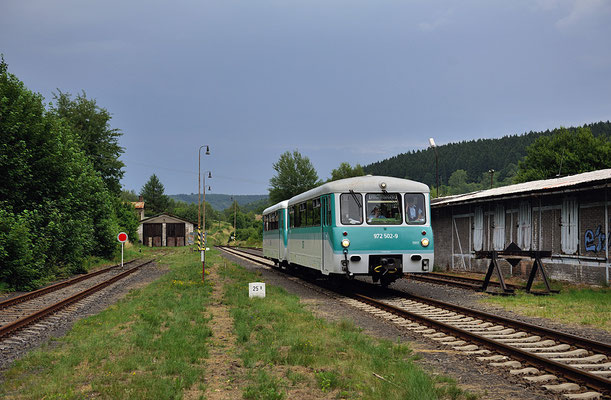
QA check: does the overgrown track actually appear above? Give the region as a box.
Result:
[218,246,610,397]
[0,259,153,339]
[0,259,143,310]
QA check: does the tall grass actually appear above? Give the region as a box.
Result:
[1,247,212,399]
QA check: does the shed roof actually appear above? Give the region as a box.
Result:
[431,168,611,208]
[139,213,196,225]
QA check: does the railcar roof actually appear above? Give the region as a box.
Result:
[263,200,289,215]
[287,176,429,205]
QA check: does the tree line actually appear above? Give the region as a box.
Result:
[267,123,611,202]
[123,174,264,244]
[0,58,139,290]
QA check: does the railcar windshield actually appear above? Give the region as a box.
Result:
[366,193,402,224]
[405,193,426,224]
[340,193,363,225]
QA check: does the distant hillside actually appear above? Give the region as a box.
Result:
[364,121,611,188]
[170,193,269,212]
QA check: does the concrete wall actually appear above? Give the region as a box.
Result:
[432,186,610,285]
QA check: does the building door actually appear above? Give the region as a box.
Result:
[561,197,578,254]
[143,223,162,247]
[167,223,186,247]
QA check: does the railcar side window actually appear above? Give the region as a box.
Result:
[340,193,363,225]
[366,193,402,225]
[299,203,306,227]
[312,198,321,226]
[289,206,295,228]
[404,193,426,224]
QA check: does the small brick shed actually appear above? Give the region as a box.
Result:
[430,169,611,285]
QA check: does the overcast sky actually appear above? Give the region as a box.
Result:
[2,0,610,195]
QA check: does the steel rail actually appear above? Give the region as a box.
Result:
[0,258,141,310]
[350,292,610,394]
[408,272,522,291]
[219,246,610,393]
[0,260,153,339]
[368,283,611,356]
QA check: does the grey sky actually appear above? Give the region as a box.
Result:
[2,0,610,195]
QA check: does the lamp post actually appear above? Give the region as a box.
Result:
[202,171,212,251]
[488,169,495,189]
[428,138,439,198]
[198,145,210,282]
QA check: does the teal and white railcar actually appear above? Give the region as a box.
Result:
[262,201,289,265]
[286,176,433,285]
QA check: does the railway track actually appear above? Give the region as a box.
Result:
[218,246,610,398]
[0,258,154,343]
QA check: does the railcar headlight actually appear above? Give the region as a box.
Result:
[341,238,350,248]
[421,238,430,247]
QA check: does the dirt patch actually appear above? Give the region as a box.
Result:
[201,267,245,400]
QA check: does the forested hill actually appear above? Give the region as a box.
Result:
[170,193,268,212]
[364,121,611,188]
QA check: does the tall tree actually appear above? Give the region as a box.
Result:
[140,174,169,214]
[515,127,611,182]
[50,91,125,194]
[268,150,320,203]
[328,162,365,182]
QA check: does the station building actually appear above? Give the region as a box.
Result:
[137,214,195,247]
[430,169,611,285]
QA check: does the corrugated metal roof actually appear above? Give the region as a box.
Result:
[131,202,145,209]
[431,169,611,207]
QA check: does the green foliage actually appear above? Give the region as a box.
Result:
[269,150,320,204]
[50,91,125,195]
[169,193,269,212]
[140,174,170,215]
[120,189,139,202]
[0,57,133,289]
[515,127,611,182]
[365,121,611,194]
[328,162,365,182]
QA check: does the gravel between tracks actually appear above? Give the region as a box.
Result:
[220,251,584,400]
[0,262,168,374]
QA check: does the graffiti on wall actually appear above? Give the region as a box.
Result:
[584,224,610,253]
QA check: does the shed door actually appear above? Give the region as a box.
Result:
[473,207,483,251]
[517,201,532,250]
[143,223,162,247]
[561,197,578,254]
[167,223,186,247]
[493,204,505,250]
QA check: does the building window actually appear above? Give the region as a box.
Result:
[493,204,505,250]
[518,201,532,250]
[561,197,578,254]
[473,206,483,251]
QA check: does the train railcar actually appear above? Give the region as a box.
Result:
[286,176,433,286]
[262,201,289,265]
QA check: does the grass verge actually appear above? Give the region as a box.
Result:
[219,259,476,400]
[481,285,610,331]
[1,247,212,399]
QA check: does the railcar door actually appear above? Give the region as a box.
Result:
[321,195,332,274]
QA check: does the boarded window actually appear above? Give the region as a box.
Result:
[561,197,578,254]
[493,204,505,250]
[473,207,483,251]
[517,201,532,250]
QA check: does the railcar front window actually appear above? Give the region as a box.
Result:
[405,193,426,224]
[366,193,402,225]
[340,193,363,225]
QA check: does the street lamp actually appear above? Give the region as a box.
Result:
[428,138,439,198]
[202,171,212,249]
[488,169,495,189]
[198,145,210,282]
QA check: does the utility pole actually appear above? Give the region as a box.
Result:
[428,138,439,197]
[233,198,237,244]
[197,145,210,282]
